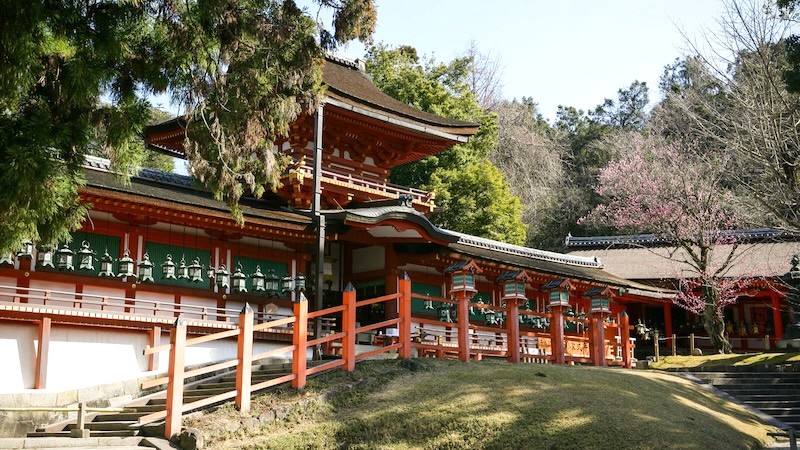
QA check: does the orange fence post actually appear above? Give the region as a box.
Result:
[292,294,309,389]
[342,283,357,371]
[236,304,254,414]
[506,300,521,363]
[164,316,187,439]
[550,306,566,364]
[620,311,631,369]
[398,273,412,359]
[148,326,161,372]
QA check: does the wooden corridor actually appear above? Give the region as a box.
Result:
[137,271,634,439]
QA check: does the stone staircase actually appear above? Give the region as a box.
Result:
[687,370,800,431]
[22,361,307,444]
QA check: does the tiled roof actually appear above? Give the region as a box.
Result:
[83,155,196,189]
[81,156,310,225]
[567,242,800,280]
[321,205,667,297]
[451,231,602,268]
[322,56,478,134]
[565,229,800,248]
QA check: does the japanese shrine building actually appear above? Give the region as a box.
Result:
[566,230,796,351]
[0,56,670,394]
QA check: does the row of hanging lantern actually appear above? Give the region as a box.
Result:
[4,239,305,296]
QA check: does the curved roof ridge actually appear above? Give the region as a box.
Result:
[82,154,196,189]
[565,228,800,248]
[448,230,603,268]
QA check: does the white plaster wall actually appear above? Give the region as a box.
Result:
[81,286,127,313]
[180,296,217,320]
[28,280,75,308]
[133,291,173,316]
[352,246,385,273]
[46,327,149,391]
[0,276,17,302]
[0,323,37,389]
[0,321,300,392]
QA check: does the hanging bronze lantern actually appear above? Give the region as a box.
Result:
[117,249,135,278]
[55,244,74,271]
[281,274,293,294]
[138,252,154,283]
[207,259,216,281]
[215,264,230,289]
[437,303,452,323]
[37,245,55,269]
[484,308,498,326]
[188,257,203,283]
[232,263,247,293]
[176,255,189,281]
[162,254,177,280]
[98,249,115,277]
[251,265,266,292]
[265,268,280,296]
[77,240,95,271]
[294,272,306,292]
[16,240,33,261]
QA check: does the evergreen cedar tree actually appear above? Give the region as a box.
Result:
[0,0,376,253]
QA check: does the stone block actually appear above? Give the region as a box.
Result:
[0,438,25,449]
[69,428,90,438]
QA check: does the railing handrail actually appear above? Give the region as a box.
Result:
[0,284,291,322]
[295,165,433,203]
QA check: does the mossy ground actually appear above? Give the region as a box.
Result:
[187,358,780,449]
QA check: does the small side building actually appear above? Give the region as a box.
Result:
[566,230,797,351]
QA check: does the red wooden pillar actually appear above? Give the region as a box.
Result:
[663,303,673,350]
[445,260,483,363]
[292,294,308,389]
[398,273,412,359]
[235,304,254,414]
[543,279,575,365]
[584,286,616,367]
[454,290,471,362]
[550,306,566,364]
[498,270,532,364]
[16,271,30,304]
[590,312,607,367]
[164,317,187,439]
[771,292,784,341]
[621,311,632,369]
[34,317,51,389]
[506,299,521,363]
[342,283,356,371]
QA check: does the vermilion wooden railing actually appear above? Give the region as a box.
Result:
[140,274,415,439]
[131,273,630,439]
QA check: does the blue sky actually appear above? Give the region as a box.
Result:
[331,0,726,121]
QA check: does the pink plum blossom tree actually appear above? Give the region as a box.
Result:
[584,135,749,353]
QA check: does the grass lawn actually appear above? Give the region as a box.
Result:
[650,352,800,370]
[186,359,780,449]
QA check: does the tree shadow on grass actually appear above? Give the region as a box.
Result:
[328,361,774,450]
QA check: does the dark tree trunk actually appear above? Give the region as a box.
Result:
[701,284,732,354]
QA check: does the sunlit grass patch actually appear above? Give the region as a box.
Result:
[187,359,780,449]
[650,352,800,369]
